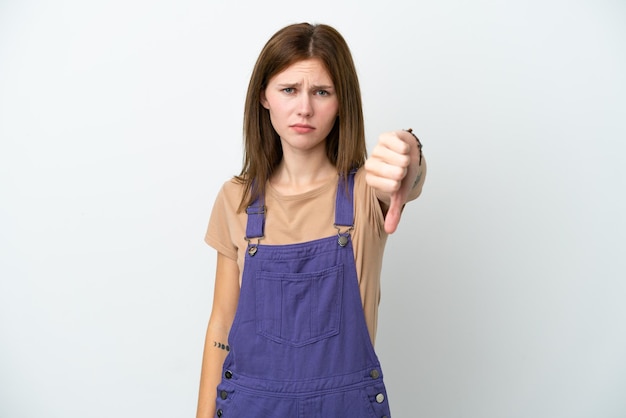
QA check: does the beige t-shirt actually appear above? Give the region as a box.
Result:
[205,167,388,345]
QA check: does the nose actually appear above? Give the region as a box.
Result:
[297,94,313,117]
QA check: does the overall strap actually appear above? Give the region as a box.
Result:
[334,171,356,227]
[244,171,355,247]
[245,195,265,240]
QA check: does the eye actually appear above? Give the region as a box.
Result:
[282,87,295,94]
[316,90,330,96]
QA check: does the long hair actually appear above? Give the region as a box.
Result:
[236,23,366,212]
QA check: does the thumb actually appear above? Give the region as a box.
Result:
[384,191,404,234]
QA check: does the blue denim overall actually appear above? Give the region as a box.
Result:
[215,173,391,417]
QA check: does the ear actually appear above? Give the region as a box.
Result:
[260,90,269,109]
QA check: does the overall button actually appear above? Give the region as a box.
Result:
[216,409,223,417]
[375,393,385,403]
[220,390,228,400]
[224,370,233,379]
[370,369,380,379]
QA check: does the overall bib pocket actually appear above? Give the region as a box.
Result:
[255,264,344,347]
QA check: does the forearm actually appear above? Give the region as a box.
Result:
[405,154,427,203]
[196,322,230,418]
[196,253,240,418]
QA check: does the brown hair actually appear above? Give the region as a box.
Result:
[236,22,366,212]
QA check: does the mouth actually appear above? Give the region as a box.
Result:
[290,123,315,133]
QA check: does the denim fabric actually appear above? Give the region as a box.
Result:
[216,173,391,418]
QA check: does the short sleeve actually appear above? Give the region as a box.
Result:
[204,182,239,261]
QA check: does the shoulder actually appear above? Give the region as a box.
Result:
[220,177,245,196]
[206,178,247,260]
[214,177,245,208]
[208,178,246,228]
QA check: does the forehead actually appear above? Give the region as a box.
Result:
[269,58,333,84]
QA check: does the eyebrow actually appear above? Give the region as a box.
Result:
[276,83,335,90]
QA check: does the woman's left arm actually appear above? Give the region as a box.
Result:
[364,130,427,234]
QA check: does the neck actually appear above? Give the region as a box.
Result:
[271,151,336,195]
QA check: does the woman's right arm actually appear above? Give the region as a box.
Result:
[196,253,241,418]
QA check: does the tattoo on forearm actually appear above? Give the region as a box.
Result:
[213,341,230,351]
[412,171,423,189]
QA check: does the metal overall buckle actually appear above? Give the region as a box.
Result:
[334,224,354,247]
[244,236,264,256]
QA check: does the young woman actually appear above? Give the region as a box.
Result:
[196,22,426,418]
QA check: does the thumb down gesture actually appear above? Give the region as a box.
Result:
[364,130,425,234]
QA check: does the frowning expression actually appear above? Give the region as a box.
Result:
[261,58,339,154]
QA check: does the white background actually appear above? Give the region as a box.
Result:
[1,0,625,417]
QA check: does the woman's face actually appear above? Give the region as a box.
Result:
[261,58,339,155]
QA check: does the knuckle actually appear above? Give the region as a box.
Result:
[388,166,405,181]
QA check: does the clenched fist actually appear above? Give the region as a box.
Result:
[364,130,425,234]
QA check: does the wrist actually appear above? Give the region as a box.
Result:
[404,128,423,166]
